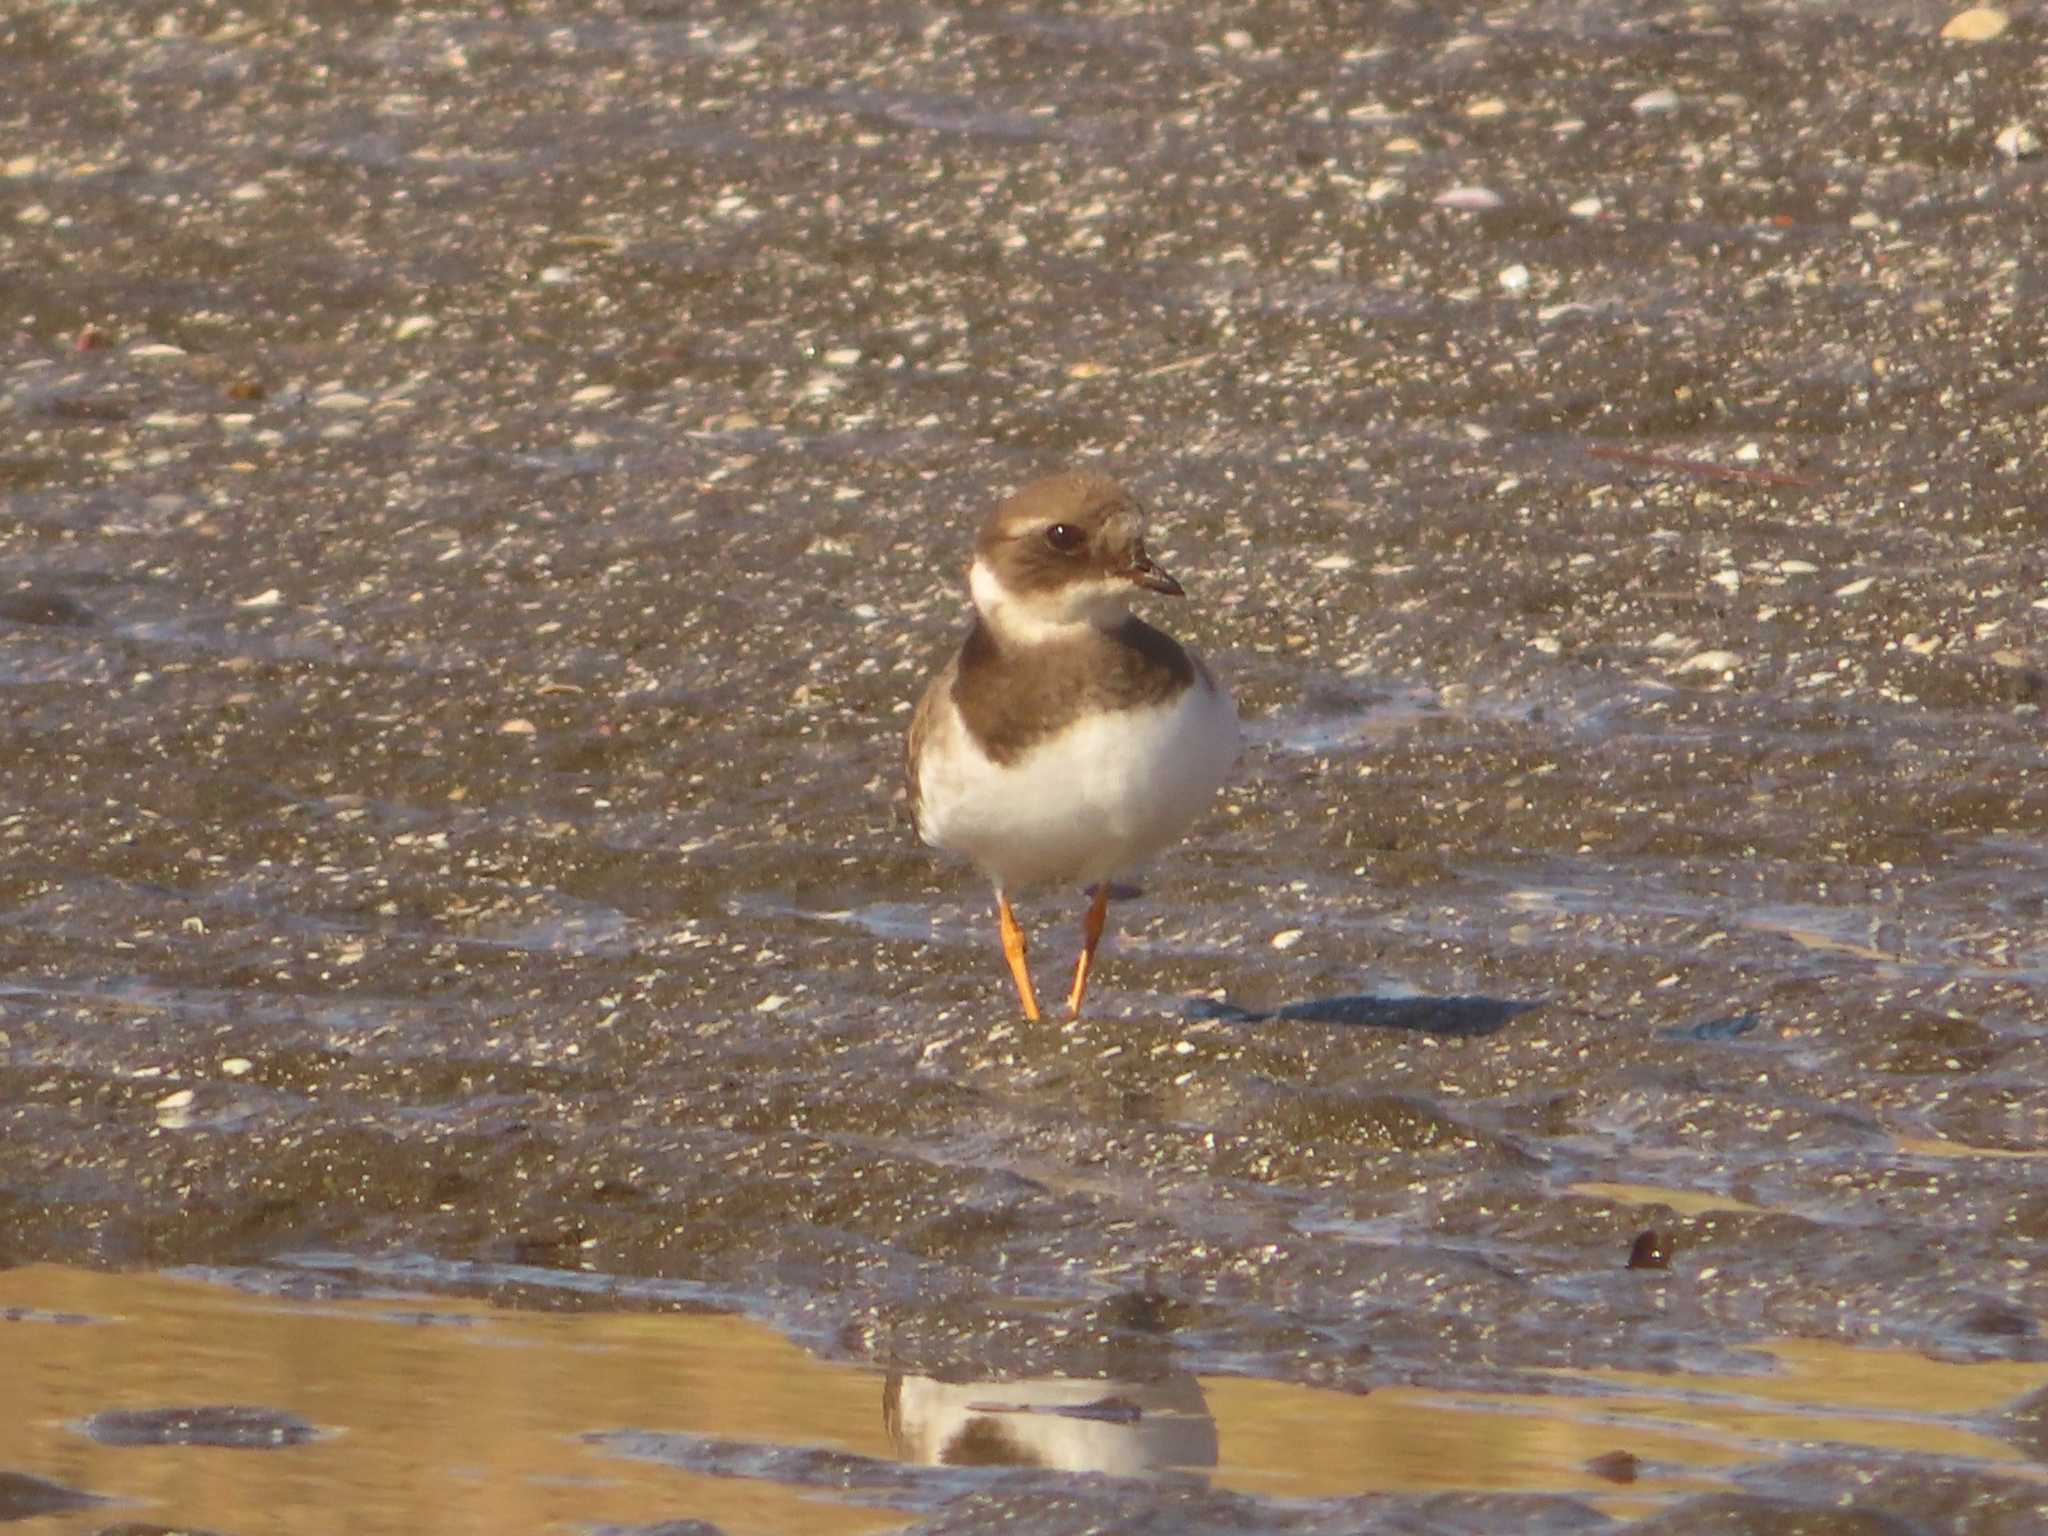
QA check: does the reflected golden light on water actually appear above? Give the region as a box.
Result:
[1563,1180,1768,1215]
[2,1266,902,1536]
[3,1266,2043,1534]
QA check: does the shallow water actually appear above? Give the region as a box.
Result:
[3,0,2046,1532]
[7,1266,2046,1534]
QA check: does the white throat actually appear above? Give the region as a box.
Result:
[968,556,1134,646]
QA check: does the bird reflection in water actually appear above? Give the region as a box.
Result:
[883,1372,1218,1481]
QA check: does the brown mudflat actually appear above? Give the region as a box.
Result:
[2,3,2044,1533]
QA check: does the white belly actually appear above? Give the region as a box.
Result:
[917,674,1240,890]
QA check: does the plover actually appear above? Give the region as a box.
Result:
[905,471,1239,1019]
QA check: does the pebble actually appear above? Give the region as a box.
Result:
[1834,576,1876,597]
[1311,554,1355,572]
[1630,87,1680,117]
[129,343,187,359]
[1434,185,1503,211]
[1567,196,1603,218]
[1940,7,2009,42]
[1993,123,2040,160]
[569,383,616,404]
[1466,98,1508,119]
[1270,929,1305,951]
[755,993,792,1013]
[229,181,267,202]
[498,718,537,735]
[393,314,436,339]
[1672,649,1741,674]
[236,588,283,609]
[1626,1230,1673,1270]
[1498,262,1531,293]
[312,391,370,413]
[822,346,862,367]
[221,1058,254,1077]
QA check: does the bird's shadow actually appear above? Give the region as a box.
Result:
[1186,992,1541,1038]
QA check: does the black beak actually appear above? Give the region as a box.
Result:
[1125,554,1184,597]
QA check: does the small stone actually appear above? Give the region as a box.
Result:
[1466,98,1508,119]
[1497,262,1531,293]
[1567,195,1603,218]
[1672,649,1741,674]
[755,993,792,1013]
[129,342,188,359]
[569,383,616,404]
[229,180,267,202]
[1311,554,1355,572]
[311,391,370,413]
[1994,123,2040,160]
[221,1058,254,1077]
[1626,1229,1673,1270]
[1834,576,1876,597]
[393,314,436,340]
[1270,929,1305,951]
[1433,185,1503,211]
[224,378,265,401]
[821,346,861,367]
[1940,7,2009,43]
[498,718,537,735]
[156,1089,195,1111]
[1630,87,1680,116]
[1587,1449,1641,1483]
[236,589,283,609]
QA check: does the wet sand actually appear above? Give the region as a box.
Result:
[3,0,2046,1531]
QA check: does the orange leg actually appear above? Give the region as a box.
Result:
[1066,882,1112,1019]
[997,891,1041,1021]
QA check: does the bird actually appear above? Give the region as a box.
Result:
[905,470,1240,1020]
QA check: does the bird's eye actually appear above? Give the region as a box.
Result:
[1044,523,1086,553]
